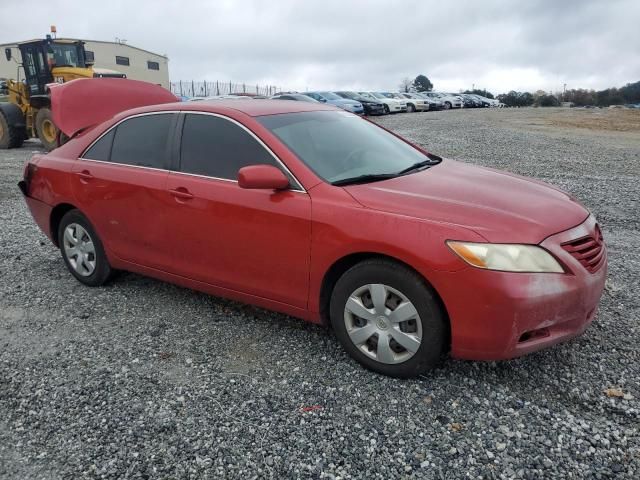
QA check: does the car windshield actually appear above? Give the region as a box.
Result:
[339,91,358,100]
[317,91,341,100]
[257,111,438,184]
[371,93,387,99]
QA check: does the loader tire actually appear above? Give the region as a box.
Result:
[0,111,25,149]
[36,108,59,151]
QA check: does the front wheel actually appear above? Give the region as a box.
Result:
[35,107,59,151]
[407,104,416,113]
[383,104,390,114]
[330,259,446,378]
[443,102,451,110]
[58,209,113,286]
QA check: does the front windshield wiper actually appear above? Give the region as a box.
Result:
[397,157,442,175]
[331,173,400,186]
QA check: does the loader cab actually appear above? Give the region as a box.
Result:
[17,39,87,96]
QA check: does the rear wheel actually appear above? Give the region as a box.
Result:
[58,210,113,286]
[0,111,25,149]
[330,259,446,378]
[35,107,59,151]
[443,102,452,110]
[407,104,416,113]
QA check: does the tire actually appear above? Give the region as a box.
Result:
[444,102,451,110]
[0,111,25,149]
[330,259,446,378]
[407,104,416,113]
[35,107,59,151]
[383,104,390,114]
[58,209,113,287]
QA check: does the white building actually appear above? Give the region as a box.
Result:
[0,38,169,89]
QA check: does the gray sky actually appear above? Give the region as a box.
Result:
[4,0,639,94]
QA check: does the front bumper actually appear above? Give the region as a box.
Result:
[435,216,607,360]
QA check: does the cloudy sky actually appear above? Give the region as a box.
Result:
[4,0,639,94]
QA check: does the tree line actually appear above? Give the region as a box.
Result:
[402,75,640,107]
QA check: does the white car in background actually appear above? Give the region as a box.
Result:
[422,92,462,109]
[398,93,430,112]
[358,92,407,113]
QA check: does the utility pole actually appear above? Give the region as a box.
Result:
[563,83,567,101]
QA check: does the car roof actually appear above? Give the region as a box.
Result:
[119,99,338,118]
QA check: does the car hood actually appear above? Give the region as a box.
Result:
[343,159,589,243]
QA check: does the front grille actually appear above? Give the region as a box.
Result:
[561,225,605,273]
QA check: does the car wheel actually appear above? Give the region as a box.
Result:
[35,108,59,151]
[444,102,451,110]
[58,209,113,286]
[330,259,446,378]
[407,104,416,113]
[383,104,390,114]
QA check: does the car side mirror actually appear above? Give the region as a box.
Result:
[5,48,11,61]
[319,98,327,103]
[238,165,290,190]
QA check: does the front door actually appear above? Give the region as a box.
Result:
[163,112,312,309]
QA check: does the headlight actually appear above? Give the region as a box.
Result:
[447,241,564,273]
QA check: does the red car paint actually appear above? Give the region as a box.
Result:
[50,78,178,137]
[20,98,607,361]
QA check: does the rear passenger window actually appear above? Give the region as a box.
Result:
[180,113,278,180]
[83,129,114,161]
[110,114,174,169]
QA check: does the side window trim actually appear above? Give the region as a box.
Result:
[79,111,180,173]
[175,111,306,193]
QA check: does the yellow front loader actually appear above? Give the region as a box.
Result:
[0,35,125,151]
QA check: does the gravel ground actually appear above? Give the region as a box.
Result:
[1,108,639,479]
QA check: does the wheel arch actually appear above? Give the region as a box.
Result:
[318,252,451,348]
[50,203,78,247]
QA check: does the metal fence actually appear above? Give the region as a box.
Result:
[170,81,285,98]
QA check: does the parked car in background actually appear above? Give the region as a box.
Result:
[421,92,462,109]
[358,92,406,114]
[335,91,386,115]
[380,93,410,112]
[466,94,492,107]
[303,91,364,114]
[271,93,319,103]
[459,94,482,108]
[21,82,607,378]
[398,93,430,112]
[415,93,444,110]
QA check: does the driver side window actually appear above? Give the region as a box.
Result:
[179,113,280,181]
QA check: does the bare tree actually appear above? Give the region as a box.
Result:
[399,77,414,93]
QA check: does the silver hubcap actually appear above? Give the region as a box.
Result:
[344,284,422,365]
[63,223,96,276]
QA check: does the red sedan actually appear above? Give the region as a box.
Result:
[19,82,606,377]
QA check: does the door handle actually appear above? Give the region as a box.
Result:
[169,188,194,200]
[76,170,93,182]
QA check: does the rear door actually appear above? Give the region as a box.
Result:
[71,112,178,269]
[162,112,312,308]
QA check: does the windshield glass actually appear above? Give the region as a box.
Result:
[317,91,341,100]
[257,111,433,183]
[47,43,83,68]
[372,93,387,99]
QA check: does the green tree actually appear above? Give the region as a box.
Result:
[414,75,433,92]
